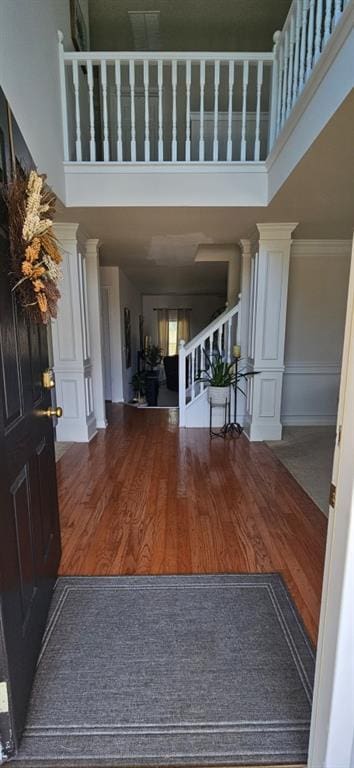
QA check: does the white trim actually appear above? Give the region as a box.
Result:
[291,239,352,257]
[282,415,337,426]
[63,161,266,174]
[284,362,341,375]
[308,234,354,767]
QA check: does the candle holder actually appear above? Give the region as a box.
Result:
[225,354,243,437]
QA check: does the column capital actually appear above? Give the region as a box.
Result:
[256,222,298,240]
[53,222,79,242]
[239,238,253,257]
[85,238,101,256]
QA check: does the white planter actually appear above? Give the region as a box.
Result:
[208,385,230,405]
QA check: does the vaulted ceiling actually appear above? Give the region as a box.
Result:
[88,0,292,53]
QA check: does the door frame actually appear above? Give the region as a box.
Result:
[308,233,354,767]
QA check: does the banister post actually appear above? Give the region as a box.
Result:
[268,30,281,152]
[58,31,69,162]
[179,339,186,427]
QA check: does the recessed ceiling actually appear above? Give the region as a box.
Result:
[88,0,292,52]
[56,93,354,294]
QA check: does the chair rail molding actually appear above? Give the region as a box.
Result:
[52,223,97,443]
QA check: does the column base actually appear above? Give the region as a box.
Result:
[244,421,283,442]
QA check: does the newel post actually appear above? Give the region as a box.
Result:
[179,339,186,427]
[268,30,281,152]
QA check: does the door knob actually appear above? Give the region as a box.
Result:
[46,406,63,418]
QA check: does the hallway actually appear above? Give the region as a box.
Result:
[57,405,327,646]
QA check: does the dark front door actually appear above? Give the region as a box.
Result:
[0,92,61,758]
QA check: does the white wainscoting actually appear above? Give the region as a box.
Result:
[281,362,341,426]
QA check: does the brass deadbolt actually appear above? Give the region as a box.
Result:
[46,406,63,418]
[42,369,55,389]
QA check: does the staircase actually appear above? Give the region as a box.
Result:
[179,300,241,427]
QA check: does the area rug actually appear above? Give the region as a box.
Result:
[14,574,315,767]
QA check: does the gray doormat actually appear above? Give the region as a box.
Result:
[13,574,315,767]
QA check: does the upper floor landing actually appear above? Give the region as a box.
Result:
[59,0,353,207]
[1,0,352,209]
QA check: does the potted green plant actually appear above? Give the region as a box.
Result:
[131,372,146,404]
[143,345,162,407]
[197,350,234,404]
[197,349,257,405]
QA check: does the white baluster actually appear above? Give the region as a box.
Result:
[275,39,284,138]
[86,61,96,162]
[72,60,82,161]
[240,60,249,161]
[209,334,213,360]
[129,59,136,162]
[58,32,69,162]
[199,60,205,161]
[213,60,220,161]
[191,349,195,401]
[226,60,235,161]
[314,0,324,63]
[280,30,289,128]
[334,0,342,23]
[115,60,123,162]
[306,0,316,81]
[178,339,186,426]
[185,60,191,162]
[100,61,109,161]
[217,326,221,352]
[157,60,163,161]
[292,1,302,104]
[324,0,333,44]
[143,60,150,162]
[286,14,295,117]
[227,317,232,362]
[171,59,178,162]
[254,60,263,161]
[299,0,309,91]
[269,30,281,148]
[199,343,205,392]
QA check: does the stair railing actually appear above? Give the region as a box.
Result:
[179,298,241,426]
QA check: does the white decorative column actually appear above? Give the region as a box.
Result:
[244,223,298,441]
[86,239,107,429]
[237,238,253,424]
[239,239,253,364]
[52,223,97,442]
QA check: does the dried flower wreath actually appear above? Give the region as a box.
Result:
[5,170,62,324]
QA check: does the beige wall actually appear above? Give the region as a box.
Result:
[281,240,351,425]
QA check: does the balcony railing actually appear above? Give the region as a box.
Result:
[58,0,350,165]
[271,0,350,144]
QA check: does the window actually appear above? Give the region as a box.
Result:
[168,311,178,356]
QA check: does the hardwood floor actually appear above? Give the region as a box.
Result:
[57,404,327,645]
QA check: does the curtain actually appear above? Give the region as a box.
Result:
[157,308,169,356]
[177,309,191,346]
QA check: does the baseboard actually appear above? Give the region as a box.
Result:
[96,419,108,428]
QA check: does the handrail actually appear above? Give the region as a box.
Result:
[63,51,274,63]
[179,298,241,426]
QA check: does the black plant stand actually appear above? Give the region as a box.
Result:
[225,356,243,437]
[209,398,229,439]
